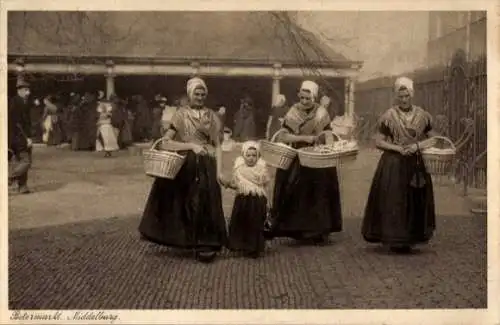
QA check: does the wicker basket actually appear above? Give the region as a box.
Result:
[143,138,186,179]
[421,136,456,176]
[259,130,297,170]
[298,131,359,169]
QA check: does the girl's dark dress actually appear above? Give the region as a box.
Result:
[139,106,228,255]
[227,158,269,256]
[266,103,342,242]
[229,194,268,255]
[362,106,436,247]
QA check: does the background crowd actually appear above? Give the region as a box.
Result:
[22,89,311,151]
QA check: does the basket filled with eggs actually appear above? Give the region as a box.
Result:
[420,136,456,176]
[259,130,297,170]
[297,131,359,169]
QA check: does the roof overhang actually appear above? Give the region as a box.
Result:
[8,54,364,78]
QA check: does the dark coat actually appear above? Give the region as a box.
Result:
[8,95,32,152]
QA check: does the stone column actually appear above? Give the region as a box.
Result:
[347,77,355,118]
[105,74,115,99]
[341,77,356,139]
[344,78,350,116]
[105,60,115,99]
[272,63,282,106]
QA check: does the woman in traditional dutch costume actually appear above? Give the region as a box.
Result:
[264,80,342,245]
[362,77,438,253]
[139,77,228,263]
[221,141,271,258]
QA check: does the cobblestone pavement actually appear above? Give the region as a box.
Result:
[9,214,486,309]
[7,146,487,309]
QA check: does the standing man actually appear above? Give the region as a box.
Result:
[8,79,33,194]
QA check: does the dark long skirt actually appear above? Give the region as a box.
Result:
[228,194,267,255]
[119,120,133,149]
[139,151,228,253]
[46,122,63,146]
[266,157,343,241]
[361,151,436,246]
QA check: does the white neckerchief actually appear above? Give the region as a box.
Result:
[232,157,269,197]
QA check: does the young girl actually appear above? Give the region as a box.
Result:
[221,141,271,258]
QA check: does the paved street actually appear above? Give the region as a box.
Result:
[8,145,487,309]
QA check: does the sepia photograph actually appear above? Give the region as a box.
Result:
[2,3,497,324]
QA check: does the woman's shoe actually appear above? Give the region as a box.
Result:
[389,245,412,254]
[245,251,261,259]
[312,234,329,246]
[195,250,217,263]
[18,185,31,194]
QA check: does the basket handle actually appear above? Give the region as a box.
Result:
[151,137,167,150]
[270,130,284,143]
[319,130,341,145]
[430,136,456,150]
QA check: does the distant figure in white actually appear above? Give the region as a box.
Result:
[41,95,62,146]
[96,101,120,157]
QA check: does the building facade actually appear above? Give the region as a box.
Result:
[427,11,487,66]
[8,11,363,130]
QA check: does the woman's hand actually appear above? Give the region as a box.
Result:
[426,137,438,148]
[191,143,207,155]
[218,175,227,188]
[303,135,317,144]
[404,143,419,155]
[218,175,232,189]
[395,145,407,156]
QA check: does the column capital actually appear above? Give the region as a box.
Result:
[14,57,25,76]
[105,59,115,78]
[272,62,283,79]
[14,57,25,66]
[191,61,201,76]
